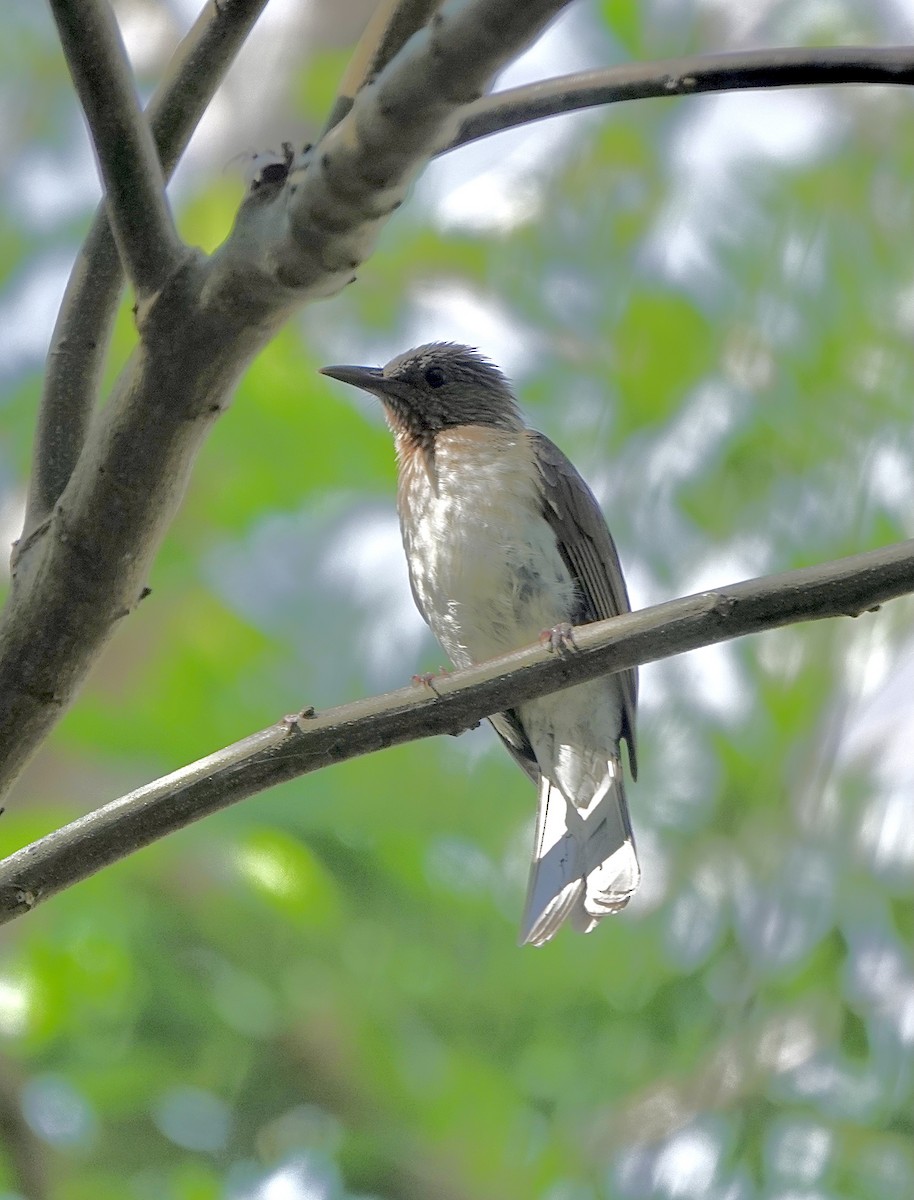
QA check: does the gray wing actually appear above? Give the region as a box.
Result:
[528,430,638,779]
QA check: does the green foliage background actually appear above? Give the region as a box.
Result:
[1,2,913,1198]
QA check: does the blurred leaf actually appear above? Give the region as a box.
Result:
[600,0,642,55]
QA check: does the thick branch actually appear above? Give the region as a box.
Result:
[1,538,911,925]
[1,0,575,802]
[448,45,914,150]
[322,0,446,135]
[48,0,183,299]
[365,0,447,82]
[26,0,271,536]
[216,0,574,294]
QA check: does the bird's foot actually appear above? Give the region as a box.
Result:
[412,672,442,697]
[540,622,577,655]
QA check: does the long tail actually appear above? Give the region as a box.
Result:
[519,761,639,947]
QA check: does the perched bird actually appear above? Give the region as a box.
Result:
[321,343,638,945]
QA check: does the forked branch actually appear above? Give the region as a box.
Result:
[0,0,577,803]
[47,0,183,299]
[27,0,272,538]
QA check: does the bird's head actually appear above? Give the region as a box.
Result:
[320,342,523,442]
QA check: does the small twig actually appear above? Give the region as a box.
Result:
[48,0,184,300]
[1,538,912,926]
[25,0,271,539]
[447,45,914,151]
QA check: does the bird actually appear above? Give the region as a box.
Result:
[320,342,639,945]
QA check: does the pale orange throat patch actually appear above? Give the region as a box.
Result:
[397,424,525,491]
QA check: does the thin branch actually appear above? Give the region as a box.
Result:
[1,538,912,926]
[448,45,914,151]
[321,0,446,136]
[25,0,271,535]
[48,0,183,299]
[150,0,273,167]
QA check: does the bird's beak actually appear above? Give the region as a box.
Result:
[319,363,388,395]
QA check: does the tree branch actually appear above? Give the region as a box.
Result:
[1,538,911,926]
[448,45,914,151]
[25,0,271,536]
[29,38,907,545]
[0,0,575,802]
[48,0,183,300]
[150,0,273,165]
[217,0,574,294]
[321,0,446,136]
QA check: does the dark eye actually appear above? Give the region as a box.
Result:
[424,366,447,388]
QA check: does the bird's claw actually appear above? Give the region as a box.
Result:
[540,622,577,655]
[412,672,442,697]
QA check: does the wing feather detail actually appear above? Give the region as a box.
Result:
[527,430,638,779]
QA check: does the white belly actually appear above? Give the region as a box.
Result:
[398,430,578,669]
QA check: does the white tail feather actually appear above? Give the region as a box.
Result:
[519,763,639,947]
